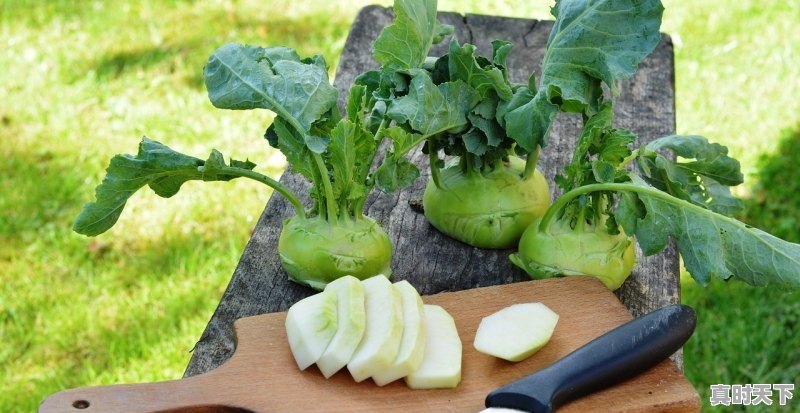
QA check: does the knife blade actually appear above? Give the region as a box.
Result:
[481,303,696,413]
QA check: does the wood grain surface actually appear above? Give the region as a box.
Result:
[184,6,681,379]
[40,277,699,413]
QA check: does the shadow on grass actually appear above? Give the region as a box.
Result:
[739,125,800,242]
[86,10,353,89]
[682,124,800,412]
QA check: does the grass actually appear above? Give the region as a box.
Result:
[1,0,798,411]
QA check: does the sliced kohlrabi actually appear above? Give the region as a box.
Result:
[473,302,559,362]
[316,275,367,378]
[405,305,462,389]
[285,289,338,370]
[347,275,403,382]
[372,280,426,386]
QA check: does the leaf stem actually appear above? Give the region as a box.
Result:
[523,145,541,180]
[312,153,338,224]
[538,182,736,232]
[223,166,306,219]
[429,144,444,190]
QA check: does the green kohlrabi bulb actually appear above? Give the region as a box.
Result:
[423,157,550,249]
[510,217,636,290]
[278,215,393,290]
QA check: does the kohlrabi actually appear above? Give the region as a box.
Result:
[359,0,664,248]
[512,102,800,289]
[73,44,419,290]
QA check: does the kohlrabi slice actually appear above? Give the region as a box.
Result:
[405,305,462,389]
[473,302,559,362]
[316,275,366,378]
[372,280,426,386]
[285,289,338,370]
[347,275,403,382]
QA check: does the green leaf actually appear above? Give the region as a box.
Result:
[204,43,338,132]
[645,135,744,186]
[447,40,513,100]
[491,39,513,68]
[591,160,616,183]
[503,90,558,152]
[628,182,800,287]
[544,0,664,104]
[387,70,478,137]
[467,112,504,147]
[638,135,744,215]
[346,84,367,125]
[273,119,316,180]
[373,0,453,70]
[373,154,420,193]
[73,138,256,236]
[381,126,424,156]
[462,128,488,156]
[504,0,663,151]
[328,119,376,202]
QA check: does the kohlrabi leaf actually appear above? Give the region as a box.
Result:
[620,181,800,287]
[503,90,558,153]
[73,138,256,236]
[346,85,368,125]
[373,154,420,193]
[204,43,338,133]
[637,135,744,215]
[328,119,376,202]
[387,70,478,137]
[644,135,744,186]
[272,119,316,181]
[491,40,513,70]
[504,0,663,152]
[447,40,513,100]
[373,0,453,70]
[382,126,424,156]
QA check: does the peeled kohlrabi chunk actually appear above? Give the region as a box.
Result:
[473,302,559,362]
[316,275,367,378]
[285,289,338,370]
[405,305,462,389]
[372,280,426,386]
[347,275,403,382]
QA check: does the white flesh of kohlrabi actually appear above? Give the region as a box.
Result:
[473,302,559,362]
[346,275,403,382]
[372,280,426,386]
[405,305,462,389]
[316,275,366,378]
[285,289,338,370]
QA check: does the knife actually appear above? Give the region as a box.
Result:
[481,304,696,413]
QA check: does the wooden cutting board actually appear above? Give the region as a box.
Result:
[39,277,700,413]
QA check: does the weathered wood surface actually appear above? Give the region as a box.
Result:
[185,6,679,378]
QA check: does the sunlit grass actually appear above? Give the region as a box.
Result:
[2,0,799,411]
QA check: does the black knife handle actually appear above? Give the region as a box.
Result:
[485,304,696,413]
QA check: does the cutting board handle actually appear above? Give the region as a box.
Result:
[38,316,269,413]
[37,373,251,413]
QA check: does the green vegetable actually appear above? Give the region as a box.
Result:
[73,43,420,289]
[424,157,549,249]
[362,0,663,248]
[278,215,392,291]
[512,101,800,289]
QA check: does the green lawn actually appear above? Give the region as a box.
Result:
[2,0,799,411]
